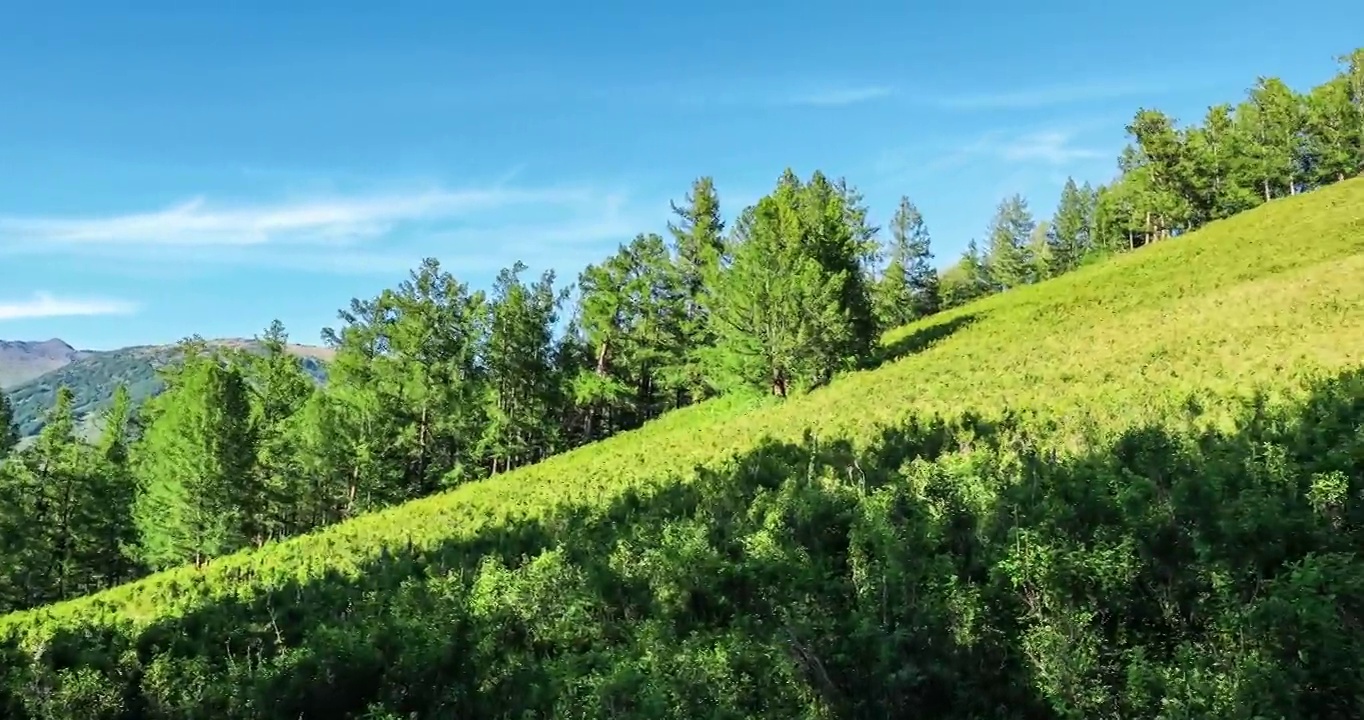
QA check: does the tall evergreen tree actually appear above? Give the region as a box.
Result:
[1238,77,1307,201]
[805,172,880,365]
[244,320,316,542]
[1050,177,1094,274]
[875,195,939,328]
[706,189,850,397]
[985,194,1035,291]
[91,384,140,588]
[666,176,726,405]
[1027,220,1055,284]
[375,258,490,493]
[479,261,566,473]
[1305,75,1359,185]
[132,345,257,569]
[0,392,15,458]
[1127,108,1192,239]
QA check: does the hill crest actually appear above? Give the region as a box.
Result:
[1,336,333,440]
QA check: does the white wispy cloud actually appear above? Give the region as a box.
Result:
[995,131,1107,165]
[925,81,1161,111]
[0,185,605,248]
[787,85,894,107]
[0,177,660,277]
[0,292,139,321]
[870,124,1113,190]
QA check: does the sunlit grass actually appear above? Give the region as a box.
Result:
[4,177,1364,643]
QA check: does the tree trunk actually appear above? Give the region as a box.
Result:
[595,339,610,376]
[772,368,788,398]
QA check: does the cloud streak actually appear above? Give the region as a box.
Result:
[995,131,1107,165]
[786,85,894,107]
[0,292,139,321]
[0,185,608,248]
[925,81,1162,110]
[0,177,663,277]
[871,124,1113,189]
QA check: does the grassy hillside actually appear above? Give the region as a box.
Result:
[3,179,1364,716]
[2,338,333,440]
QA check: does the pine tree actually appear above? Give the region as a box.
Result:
[666,177,726,406]
[706,178,854,396]
[480,261,566,473]
[0,392,16,458]
[1127,108,1192,238]
[1305,75,1359,185]
[1344,49,1364,176]
[875,196,939,328]
[1027,221,1055,284]
[244,320,316,542]
[132,345,257,569]
[806,172,879,365]
[91,384,140,588]
[1181,104,1258,224]
[1238,77,1307,201]
[379,258,490,494]
[985,194,1035,291]
[1050,177,1093,274]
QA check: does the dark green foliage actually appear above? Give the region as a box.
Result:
[0,386,140,613]
[6,371,1364,717]
[0,393,15,458]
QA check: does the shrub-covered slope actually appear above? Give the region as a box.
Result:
[3,180,1364,717]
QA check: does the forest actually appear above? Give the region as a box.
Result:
[0,48,1360,719]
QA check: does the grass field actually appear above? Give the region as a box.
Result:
[2,178,1364,717]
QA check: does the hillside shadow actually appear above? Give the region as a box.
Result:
[7,367,1364,718]
[875,313,979,367]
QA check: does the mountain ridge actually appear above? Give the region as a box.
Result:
[0,338,93,389]
[0,336,334,440]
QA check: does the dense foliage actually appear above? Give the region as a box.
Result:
[0,46,1361,719]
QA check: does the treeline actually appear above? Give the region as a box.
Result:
[0,47,1360,615]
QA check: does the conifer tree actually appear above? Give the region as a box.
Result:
[666,176,725,405]
[0,392,15,458]
[480,261,566,473]
[1050,178,1093,274]
[1027,221,1055,284]
[985,194,1035,291]
[803,171,880,365]
[1237,78,1307,201]
[132,345,257,569]
[92,384,140,587]
[706,180,853,397]
[377,258,490,493]
[244,320,316,541]
[875,196,939,328]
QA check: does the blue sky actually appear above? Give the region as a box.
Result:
[1,0,1361,350]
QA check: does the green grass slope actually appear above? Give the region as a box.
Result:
[3,338,333,441]
[3,179,1364,717]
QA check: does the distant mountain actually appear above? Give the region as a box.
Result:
[0,338,93,389]
[1,338,333,442]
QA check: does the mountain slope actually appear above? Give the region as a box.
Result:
[0,339,90,389]
[1,338,333,440]
[4,179,1364,716]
